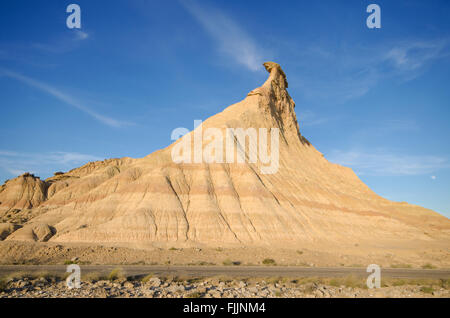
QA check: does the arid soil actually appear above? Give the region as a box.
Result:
[0,241,449,269]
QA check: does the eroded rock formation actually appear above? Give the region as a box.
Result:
[0,62,448,250]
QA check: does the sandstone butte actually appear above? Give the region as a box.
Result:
[0,62,449,263]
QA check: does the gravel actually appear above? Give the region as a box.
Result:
[0,277,448,298]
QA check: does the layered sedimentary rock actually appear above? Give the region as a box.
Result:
[0,62,448,249]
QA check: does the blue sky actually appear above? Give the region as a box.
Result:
[0,0,449,217]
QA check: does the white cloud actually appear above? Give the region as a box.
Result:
[0,150,102,179]
[431,175,437,180]
[0,69,133,128]
[29,30,90,55]
[181,0,263,71]
[385,40,449,72]
[74,30,89,41]
[327,149,449,176]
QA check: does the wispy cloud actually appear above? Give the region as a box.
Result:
[298,110,332,127]
[74,30,89,41]
[0,69,132,128]
[328,149,449,176]
[31,30,90,54]
[0,150,102,179]
[286,38,450,103]
[180,0,264,71]
[385,39,449,72]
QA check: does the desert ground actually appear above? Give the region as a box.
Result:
[1,268,449,298]
[0,240,448,269]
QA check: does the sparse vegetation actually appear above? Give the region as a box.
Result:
[390,264,413,269]
[220,259,241,266]
[64,260,77,265]
[265,276,289,285]
[262,258,276,265]
[222,259,233,266]
[186,292,202,298]
[186,277,203,284]
[0,277,7,291]
[420,286,434,294]
[439,279,450,289]
[82,272,107,282]
[53,171,64,176]
[169,247,178,251]
[421,263,437,269]
[329,279,340,287]
[140,274,153,283]
[392,279,407,286]
[107,268,125,281]
[296,250,303,255]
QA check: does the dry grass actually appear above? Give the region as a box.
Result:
[82,272,107,282]
[420,286,434,294]
[140,274,153,283]
[3,271,61,281]
[0,277,7,291]
[107,268,125,281]
[186,277,204,284]
[390,263,413,269]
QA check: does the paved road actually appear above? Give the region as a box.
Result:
[0,265,449,279]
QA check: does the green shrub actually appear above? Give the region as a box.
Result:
[421,263,436,269]
[222,259,233,266]
[262,258,276,265]
[420,286,434,294]
[390,264,412,269]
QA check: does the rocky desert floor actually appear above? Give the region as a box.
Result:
[1,272,449,298]
[1,241,448,298]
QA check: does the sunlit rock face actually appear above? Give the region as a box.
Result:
[0,63,448,252]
